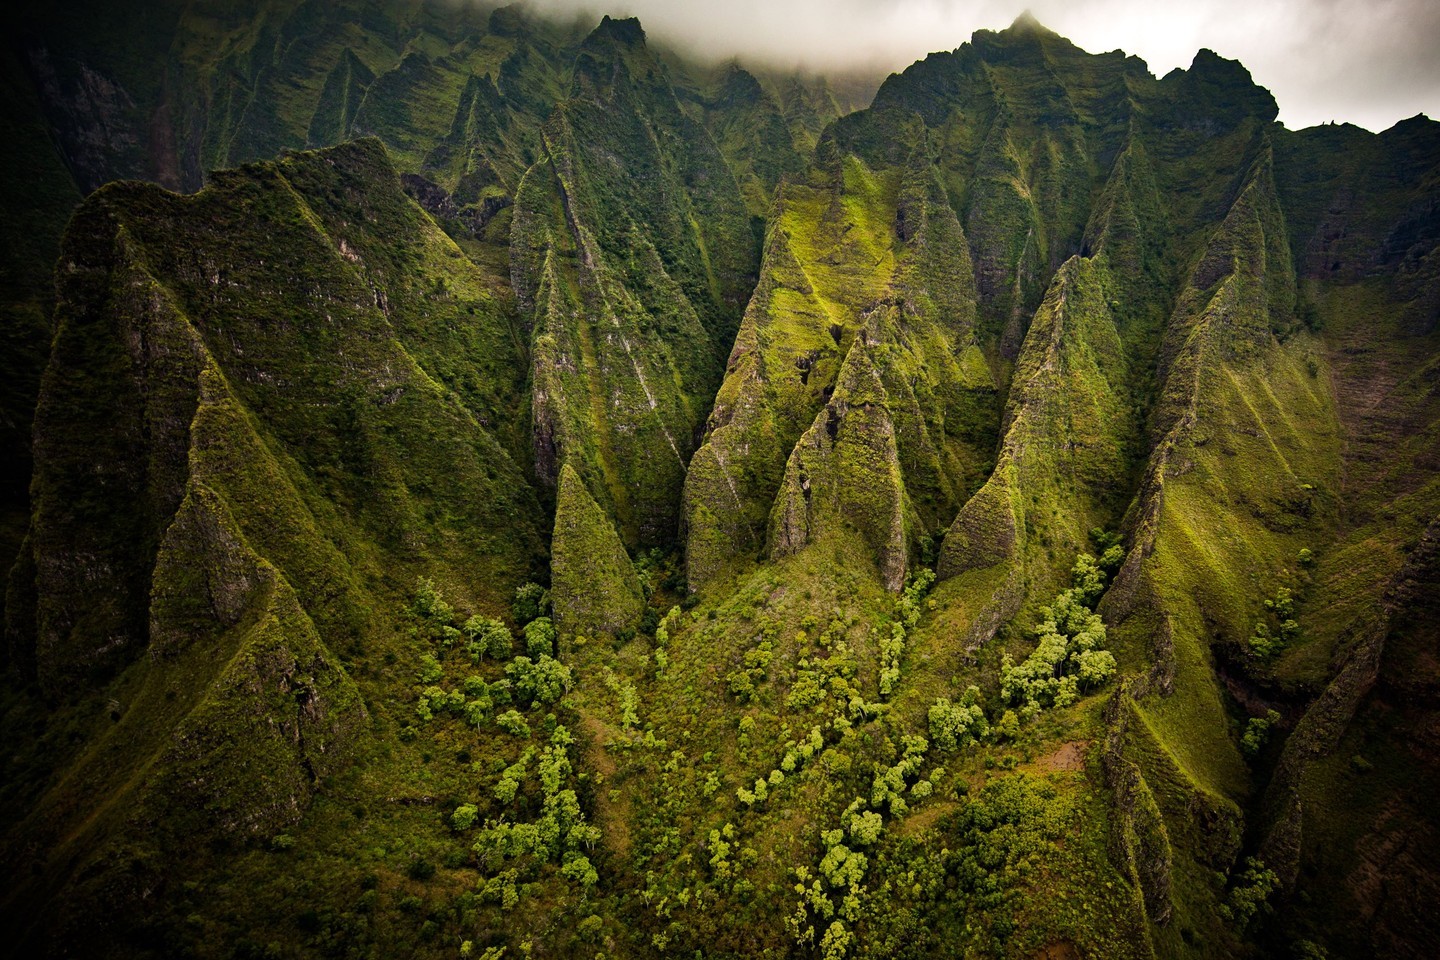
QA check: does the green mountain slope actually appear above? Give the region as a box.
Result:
[1,6,1438,960]
[0,0,840,579]
[2,139,548,947]
[510,16,755,544]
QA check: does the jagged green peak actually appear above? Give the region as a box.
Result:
[202,135,394,195]
[1158,46,1278,123]
[7,3,1440,956]
[713,60,767,107]
[570,14,666,97]
[864,13,1143,133]
[460,70,504,105]
[974,9,1086,55]
[1187,47,1246,75]
[866,14,1284,138]
[487,2,534,38]
[550,462,645,638]
[336,46,370,75]
[830,334,890,409]
[1186,46,1267,93]
[585,14,647,50]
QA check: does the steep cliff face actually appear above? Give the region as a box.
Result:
[837,19,1150,352]
[0,140,554,949]
[677,18,1436,959]
[11,138,546,692]
[510,17,755,546]
[550,463,644,638]
[768,342,910,590]
[683,145,996,591]
[3,0,832,566]
[937,251,1137,652]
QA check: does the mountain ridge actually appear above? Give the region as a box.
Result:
[0,4,1437,958]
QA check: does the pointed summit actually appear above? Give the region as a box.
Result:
[550,464,645,639]
[575,14,654,88]
[1162,47,1278,126]
[1008,10,1053,36]
[588,15,647,49]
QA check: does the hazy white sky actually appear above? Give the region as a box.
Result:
[522,0,1439,132]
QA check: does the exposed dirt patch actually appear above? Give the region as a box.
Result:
[578,710,618,778]
[1036,740,1089,773]
[1032,940,1081,960]
[897,800,959,836]
[576,709,629,858]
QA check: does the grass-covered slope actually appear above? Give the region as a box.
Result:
[510,17,755,546]
[15,133,548,683]
[2,0,814,571]
[1244,116,1440,957]
[684,146,997,591]
[0,138,550,951]
[2,7,1440,960]
[682,16,1438,958]
[550,463,644,638]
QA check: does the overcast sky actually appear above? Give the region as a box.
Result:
[521,0,1438,132]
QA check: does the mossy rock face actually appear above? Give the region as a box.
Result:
[768,341,910,590]
[937,252,1136,655]
[11,464,369,949]
[17,137,548,688]
[2,135,559,949]
[550,463,644,638]
[5,139,550,881]
[685,147,995,592]
[22,197,208,690]
[149,477,367,833]
[509,17,758,546]
[2,0,828,582]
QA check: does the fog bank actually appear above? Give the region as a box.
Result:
[518,0,1437,132]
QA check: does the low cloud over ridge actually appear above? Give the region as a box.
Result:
[520,0,1437,132]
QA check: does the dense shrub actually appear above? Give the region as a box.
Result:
[1000,553,1119,714]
